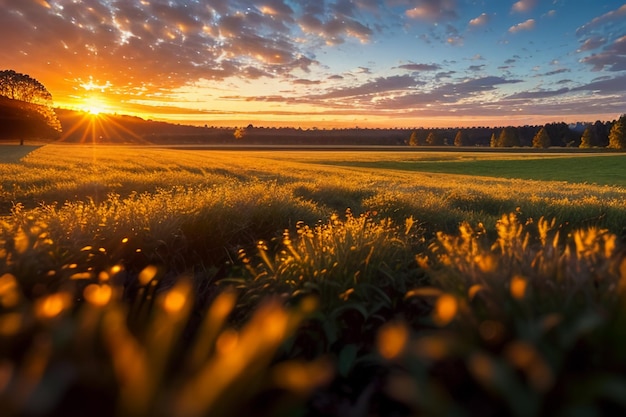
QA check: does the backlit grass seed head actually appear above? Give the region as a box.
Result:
[35,292,72,319]
[215,329,240,355]
[138,265,158,286]
[468,284,484,301]
[510,275,528,300]
[272,358,334,396]
[475,254,497,273]
[434,294,458,326]
[378,321,409,360]
[0,274,20,308]
[83,284,113,307]
[162,280,192,314]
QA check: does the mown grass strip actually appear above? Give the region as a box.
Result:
[319,154,626,187]
[0,144,41,163]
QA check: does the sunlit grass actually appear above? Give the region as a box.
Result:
[1,145,626,415]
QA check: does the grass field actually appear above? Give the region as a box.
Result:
[314,153,626,186]
[1,144,626,416]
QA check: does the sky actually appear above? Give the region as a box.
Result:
[1,0,625,128]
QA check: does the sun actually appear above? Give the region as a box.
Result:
[80,97,108,116]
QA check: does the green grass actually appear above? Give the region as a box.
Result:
[315,154,626,187]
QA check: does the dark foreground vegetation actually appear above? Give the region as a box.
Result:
[1,146,626,416]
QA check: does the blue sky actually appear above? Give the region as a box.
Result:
[1,0,625,127]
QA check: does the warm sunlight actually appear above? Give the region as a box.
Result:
[80,97,108,116]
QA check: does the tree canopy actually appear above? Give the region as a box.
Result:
[496,127,520,147]
[0,70,53,106]
[579,126,595,148]
[532,127,551,149]
[608,115,626,150]
[0,70,60,142]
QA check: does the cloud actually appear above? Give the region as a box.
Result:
[469,13,490,27]
[571,73,626,93]
[507,88,570,100]
[315,74,421,99]
[370,75,522,109]
[447,36,464,46]
[397,63,441,71]
[508,19,536,33]
[577,36,607,52]
[405,0,458,22]
[579,35,626,71]
[511,0,537,13]
[575,4,626,37]
[543,68,571,76]
[293,79,322,85]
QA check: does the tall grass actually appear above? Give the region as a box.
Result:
[1,145,626,415]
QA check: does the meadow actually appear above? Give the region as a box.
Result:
[1,144,626,416]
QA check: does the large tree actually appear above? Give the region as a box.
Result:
[608,115,626,150]
[0,70,60,143]
[0,70,53,105]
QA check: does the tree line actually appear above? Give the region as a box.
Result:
[408,116,626,149]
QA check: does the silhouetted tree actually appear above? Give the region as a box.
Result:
[532,127,551,148]
[593,120,610,147]
[0,70,52,105]
[608,115,626,150]
[0,70,60,144]
[543,122,574,146]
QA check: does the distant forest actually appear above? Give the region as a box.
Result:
[0,94,623,148]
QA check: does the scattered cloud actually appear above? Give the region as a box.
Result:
[469,13,490,27]
[507,87,570,100]
[314,74,421,100]
[543,68,571,76]
[511,0,538,13]
[575,4,626,37]
[293,79,322,85]
[405,0,458,22]
[571,73,626,93]
[579,35,626,71]
[509,19,536,34]
[577,36,607,52]
[397,63,441,71]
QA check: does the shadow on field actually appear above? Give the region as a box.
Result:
[0,144,42,163]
